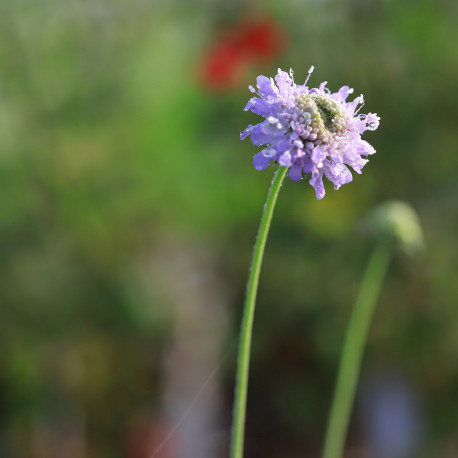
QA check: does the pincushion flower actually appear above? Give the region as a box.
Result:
[232,66,383,458]
[241,67,380,199]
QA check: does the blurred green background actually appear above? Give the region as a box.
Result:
[1,0,458,457]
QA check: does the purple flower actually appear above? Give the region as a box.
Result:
[241,67,380,199]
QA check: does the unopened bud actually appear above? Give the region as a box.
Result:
[365,201,424,255]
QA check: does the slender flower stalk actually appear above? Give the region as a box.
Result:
[236,67,381,458]
[322,242,391,458]
[231,166,288,458]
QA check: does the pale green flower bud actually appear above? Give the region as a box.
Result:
[365,201,424,254]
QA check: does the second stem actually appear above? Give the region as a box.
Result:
[322,241,391,458]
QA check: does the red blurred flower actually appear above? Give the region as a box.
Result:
[200,36,247,91]
[237,18,286,61]
[199,17,287,92]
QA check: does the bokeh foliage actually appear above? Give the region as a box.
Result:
[1,0,458,456]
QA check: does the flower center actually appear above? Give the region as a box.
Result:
[294,93,346,144]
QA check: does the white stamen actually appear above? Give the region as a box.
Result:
[305,65,314,85]
[354,95,365,114]
[355,103,365,115]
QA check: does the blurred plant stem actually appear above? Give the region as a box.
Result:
[230,166,288,458]
[322,241,391,458]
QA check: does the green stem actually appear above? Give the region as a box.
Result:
[322,241,391,458]
[230,166,288,458]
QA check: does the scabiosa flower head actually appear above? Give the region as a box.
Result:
[241,67,380,199]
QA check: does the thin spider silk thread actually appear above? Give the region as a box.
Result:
[150,338,237,458]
